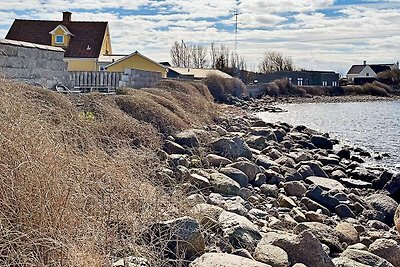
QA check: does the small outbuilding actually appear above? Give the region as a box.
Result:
[105,51,168,78]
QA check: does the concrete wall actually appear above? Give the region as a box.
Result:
[0,39,70,88]
[119,68,162,89]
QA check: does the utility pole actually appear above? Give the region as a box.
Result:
[232,7,240,76]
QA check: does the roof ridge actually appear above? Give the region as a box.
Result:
[14,19,108,23]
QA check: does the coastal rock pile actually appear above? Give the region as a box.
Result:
[116,115,400,266]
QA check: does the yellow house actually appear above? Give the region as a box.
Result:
[6,12,112,71]
[105,51,168,78]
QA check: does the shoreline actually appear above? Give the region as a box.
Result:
[275,94,400,104]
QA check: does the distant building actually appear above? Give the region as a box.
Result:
[6,12,112,71]
[166,67,233,80]
[347,61,399,85]
[253,70,340,86]
[104,51,168,78]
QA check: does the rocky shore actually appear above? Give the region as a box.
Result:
[227,94,400,113]
[114,107,400,267]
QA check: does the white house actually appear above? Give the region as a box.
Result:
[347,61,399,84]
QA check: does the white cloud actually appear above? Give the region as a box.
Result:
[0,0,399,74]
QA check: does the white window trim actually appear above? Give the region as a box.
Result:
[297,77,303,86]
[55,35,64,44]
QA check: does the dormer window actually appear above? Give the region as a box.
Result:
[55,35,64,44]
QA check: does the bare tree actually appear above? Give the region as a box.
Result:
[191,44,208,68]
[170,41,191,67]
[259,51,295,73]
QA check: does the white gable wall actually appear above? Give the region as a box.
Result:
[358,66,377,78]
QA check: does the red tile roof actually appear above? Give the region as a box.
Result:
[6,19,108,58]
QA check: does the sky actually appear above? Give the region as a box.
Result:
[0,0,399,75]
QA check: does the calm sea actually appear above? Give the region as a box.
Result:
[258,101,400,167]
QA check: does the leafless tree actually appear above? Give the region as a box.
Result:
[170,41,191,67]
[191,44,208,68]
[259,51,295,73]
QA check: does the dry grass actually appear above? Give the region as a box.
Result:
[204,75,248,102]
[0,78,217,266]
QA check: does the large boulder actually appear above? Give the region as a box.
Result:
[268,231,335,267]
[255,155,280,169]
[254,243,289,267]
[147,217,205,261]
[335,222,360,246]
[332,257,371,267]
[189,253,271,267]
[163,140,187,155]
[294,222,343,252]
[220,167,249,187]
[306,176,346,191]
[206,154,232,167]
[211,136,252,160]
[174,130,200,147]
[340,249,394,267]
[310,135,333,149]
[227,161,261,181]
[209,173,241,195]
[384,173,400,200]
[305,185,340,211]
[365,194,398,225]
[369,239,400,267]
[218,210,262,250]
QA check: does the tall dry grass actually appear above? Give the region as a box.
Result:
[0,78,217,266]
[204,75,248,102]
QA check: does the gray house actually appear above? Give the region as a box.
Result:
[254,70,340,86]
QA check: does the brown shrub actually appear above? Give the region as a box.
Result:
[204,74,248,102]
[0,78,215,266]
[344,81,392,97]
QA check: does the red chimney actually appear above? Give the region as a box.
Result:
[63,11,72,23]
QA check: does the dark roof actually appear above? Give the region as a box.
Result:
[347,64,392,75]
[369,65,391,74]
[347,65,365,75]
[6,19,108,58]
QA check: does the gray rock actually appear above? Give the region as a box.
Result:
[365,194,397,225]
[306,176,346,191]
[247,135,268,150]
[336,204,356,218]
[174,130,200,147]
[206,154,232,167]
[278,194,297,208]
[384,173,400,200]
[189,253,271,267]
[232,248,255,260]
[164,140,187,154]
[294,222,343,252]
[220,167,249,187]
[301,197,331,215]
[227,161,261,181]
[209,173,241,195]
[149,216,205,260]
[341,178,372,189]
[332,257,371,267]
[256,155,280,169]
[297,165,314,179]
[211,136,252,160]
[395,205,400,234]
[369,239,400,267]
[187,194,207,206]
[190,173,211,189]
[332,169,348,179]
[218,210,262,250]
[340,249,394,267]
[251,127,278,141]
[284,181,307,197]
[310,135,333,149]
[269,231,335,267]
[335,222,360,246]
[367,220,390,231]
[305,185,340,211]
[253,173,267,187]
[254,243,289,267]
[260,184,279,197]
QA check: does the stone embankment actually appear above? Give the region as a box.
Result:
[113,112,400,267]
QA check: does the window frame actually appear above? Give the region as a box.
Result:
[297,77,303,86]
[55,35,64,44]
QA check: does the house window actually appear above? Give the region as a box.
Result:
[322,81,328,86]
[332,81,338,86]
[366,73,370,77]
[297,78,303,86]
[288,77,292,84]
[55,35,64,44]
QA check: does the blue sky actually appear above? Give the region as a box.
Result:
[1,0,399,74]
